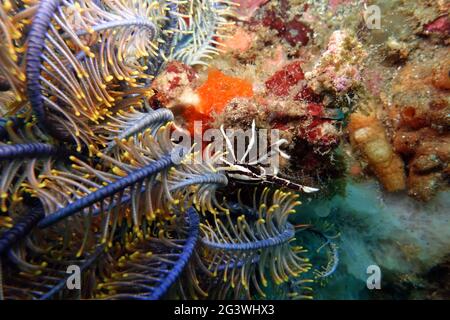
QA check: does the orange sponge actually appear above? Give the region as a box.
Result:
[195,69,253,115]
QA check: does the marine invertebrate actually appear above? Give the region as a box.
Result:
[0,0,349,302]
[198,188,312,299]
[219,120,319,193]
[422,14,450,43]
[150,61,198,108]
[0,143,57,211]
[0,204,45,256]
[348,112,406,192]
[0,0,32,105]
[101,106,175,152]
[93,207,200,300]
[0,0,237,153]
[1,121,220,300]
[196,69,254,115]
[2,207,198,300]
[4,112,223,268]
[293,218,340,283]
[172,68,255,134]
[0,116,60,220]
[171,0,237,66]
[25,0,165,149]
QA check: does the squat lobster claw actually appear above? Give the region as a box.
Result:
[219,120,319,193]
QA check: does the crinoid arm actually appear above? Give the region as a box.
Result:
[25,0,169,150]
[0,0,331,302]
[0,120,62,245]
[93,207,200,300]
[196,187,312,299]
[102,107,175,153]
[171,0,237,67]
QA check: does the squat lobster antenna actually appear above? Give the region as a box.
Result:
[301,186,320,193]
[239,119,256,162]
[220,124,237,162]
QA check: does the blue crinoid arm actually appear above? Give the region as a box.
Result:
[2,168,201,300]
[308,228,340,279]
[34,206,198,300]
[171,0,237,66]
[197,188,311,299]
[88,207,200,300]
[37,154,174,229]
[0,143,59,160]
[149,207,200,300]
[146,1,180,79]
[0,141,61,250]
[37,244,106,300]
[26,0,61,125]
[25,0,169,149]
[103,107,175,153]
[0,205,45,256]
